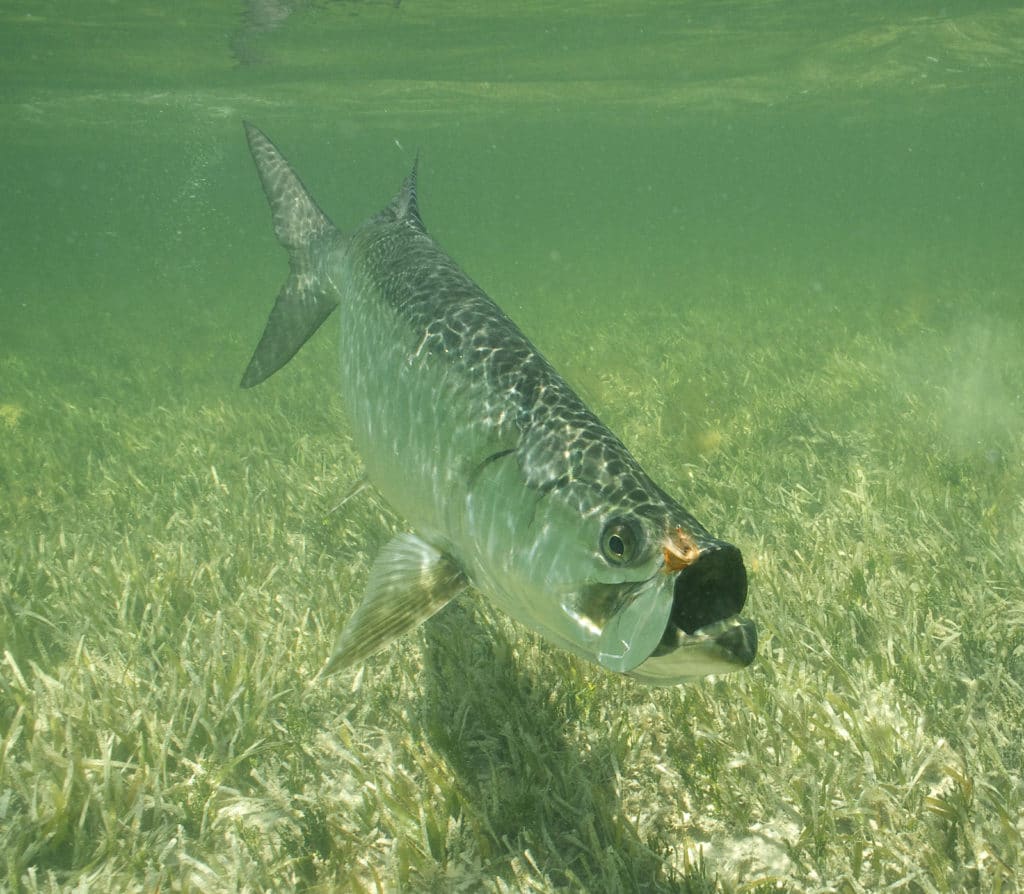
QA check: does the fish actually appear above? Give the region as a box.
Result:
[240,123,756,685]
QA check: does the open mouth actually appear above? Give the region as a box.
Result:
[634,538,756,683]
[589,533,756,681]
[670,539,749,635]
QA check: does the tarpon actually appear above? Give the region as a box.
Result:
[241,123,756,685]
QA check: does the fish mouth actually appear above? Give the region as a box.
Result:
[670,539,748,635]
[630,615,758,685]
[630,539,757,685]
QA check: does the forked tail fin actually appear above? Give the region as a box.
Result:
[240,122,342,388]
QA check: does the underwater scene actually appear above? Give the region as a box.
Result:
[1,1,1023,890]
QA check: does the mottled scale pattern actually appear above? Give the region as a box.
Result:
[341,197,704,537]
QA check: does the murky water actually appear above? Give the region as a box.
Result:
[2,2,1022,890]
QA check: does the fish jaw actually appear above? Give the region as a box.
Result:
[628,615,758,685]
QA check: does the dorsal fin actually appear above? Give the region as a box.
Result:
[384,154,424,230]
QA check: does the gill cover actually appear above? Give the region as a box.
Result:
[596,581,674,673]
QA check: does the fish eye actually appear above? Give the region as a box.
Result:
[600,518,642,565]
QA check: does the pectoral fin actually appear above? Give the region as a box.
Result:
[319,532,467,677]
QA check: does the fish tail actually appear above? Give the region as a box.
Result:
[240,122,342,388]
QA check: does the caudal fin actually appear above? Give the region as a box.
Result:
[241,122,341,388]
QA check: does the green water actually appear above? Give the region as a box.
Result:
[2,2,1023,891]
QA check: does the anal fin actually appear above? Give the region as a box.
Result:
[319,532,467,677]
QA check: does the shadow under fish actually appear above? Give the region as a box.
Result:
[416,600,696,890]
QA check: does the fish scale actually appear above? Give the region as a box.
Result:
[240,123,756,685]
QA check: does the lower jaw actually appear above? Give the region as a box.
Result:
[629,616,757,686]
